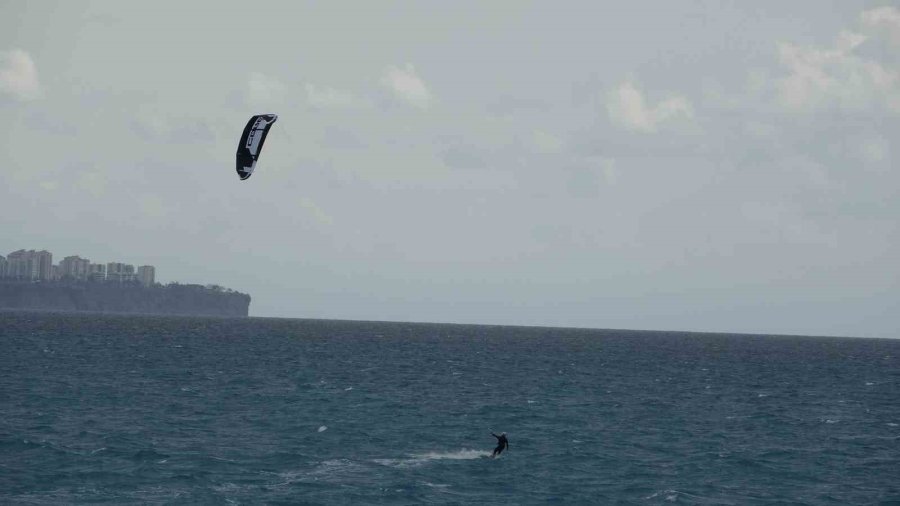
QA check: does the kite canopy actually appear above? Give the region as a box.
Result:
[236,114,278,180]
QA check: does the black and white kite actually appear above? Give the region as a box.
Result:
[236,114,278,180]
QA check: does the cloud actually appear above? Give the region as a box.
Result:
[304,83,369,109]
[776,27,900,112]
[381,63,432,109]
[0,49,42,101]
[248,72,287,104]
[861,6,900,46]
[858,135,890,165]
[606,81,693,132]
[531,130,564,153]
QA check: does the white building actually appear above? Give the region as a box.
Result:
[60,255,91,280]
[107,262,135,283]
[6,250,53,280]
[137,265,155,286]
[88,263,106,281]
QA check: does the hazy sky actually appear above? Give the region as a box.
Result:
[2,1,898,337]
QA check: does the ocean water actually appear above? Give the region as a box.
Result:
[1,311,898,505]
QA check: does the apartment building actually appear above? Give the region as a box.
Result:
[88,263,107,281]
[2,249,157,285]
[60,255,91,280]
[137,265,155,286]
[106,262,136,283]
[5,250,53,281]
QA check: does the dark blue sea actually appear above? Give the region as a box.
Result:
[1,311,898,505]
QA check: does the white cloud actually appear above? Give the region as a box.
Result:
[531,129,564,153]
[861,6,900,46]
[0,49,41,101]
[606,81,693,132]
[248,72,287,104]
[381,63,432,109]
[859,136,890,165]
[304,83,369,109]
[777,29,900,112]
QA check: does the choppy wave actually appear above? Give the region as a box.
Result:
[1,312,898,505]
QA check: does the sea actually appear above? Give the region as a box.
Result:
[1,311,898,505]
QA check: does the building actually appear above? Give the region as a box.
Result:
[6,250,53,281]
[60,255,91,280]
[0,255,7,278]
[7,250,35,279]
[35,251,52,280]
[106,262,135,283]
[88,263,106,281]
[137,265,155,286]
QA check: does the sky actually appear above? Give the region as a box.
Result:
[1,1,898,338]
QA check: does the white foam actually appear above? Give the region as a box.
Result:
[344,387,353,391]
[374,448,491,468]
[866,382,875,386]
[318,425,327,432]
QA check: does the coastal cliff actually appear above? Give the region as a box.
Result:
[0,281,250,317]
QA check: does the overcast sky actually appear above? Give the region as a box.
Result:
[2,1,898,337]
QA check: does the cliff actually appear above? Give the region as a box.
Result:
[0,281,250,317]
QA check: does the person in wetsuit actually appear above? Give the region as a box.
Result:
[491,432,508,457]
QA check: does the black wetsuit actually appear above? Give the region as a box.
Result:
[491,433,508,457]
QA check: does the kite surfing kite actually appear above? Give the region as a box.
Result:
[235,114,278,180]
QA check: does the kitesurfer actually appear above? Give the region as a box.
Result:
[491,432,508,458]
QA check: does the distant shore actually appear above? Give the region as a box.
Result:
[0,280,250,317]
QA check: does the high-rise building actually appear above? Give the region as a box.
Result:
[107,262,135,283]
[0,255,7,278]
[88,263,106,281]
[60,255,91,280]
[6,250,52,280]
[35,250,52,281]
[137,265,155,286]
[7,250,34,279]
